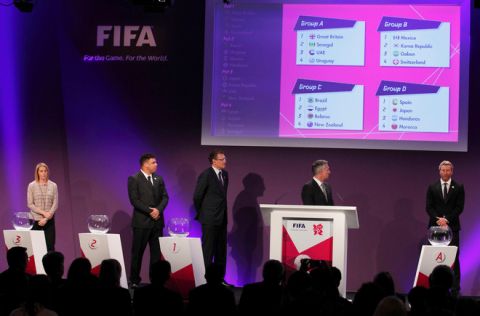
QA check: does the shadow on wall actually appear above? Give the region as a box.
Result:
[69,180,94,256]
[229,173,266,285]
[111,209,132,277]
[174,164,198,221]
[170,163,200,236]
[70,179,111,260]
[376,198,425,293]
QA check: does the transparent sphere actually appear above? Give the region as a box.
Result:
[12,212,34,231]
[428,226,452,246]
[87,215,110,234]
[168,217,190,237]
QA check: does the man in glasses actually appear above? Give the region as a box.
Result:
[193,149,231,286]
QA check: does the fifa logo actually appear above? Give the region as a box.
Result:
[293,223,306,229]
[96,25,157,47]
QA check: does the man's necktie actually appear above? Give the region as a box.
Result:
[321,183,328,202]
[218,171,224,186]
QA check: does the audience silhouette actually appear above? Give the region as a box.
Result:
[0,247,30,316]
[239,259,285,314]
[188,263,236,315]
[133,260,184,315]
[1,249,479,316]
[97,259,132,316]
[9,274,57,316]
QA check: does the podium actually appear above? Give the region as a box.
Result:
[159,237,206,298]
[78,233,128,288]
[3,230,48,275]
[260,204,359,296]
[413,245,457,288]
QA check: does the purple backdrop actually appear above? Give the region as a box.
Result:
[0,0,479,295]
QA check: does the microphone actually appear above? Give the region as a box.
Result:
[274,192,288,204]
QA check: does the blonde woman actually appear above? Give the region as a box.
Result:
[27,163,58,251]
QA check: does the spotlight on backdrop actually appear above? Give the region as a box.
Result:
[13,0,34,12]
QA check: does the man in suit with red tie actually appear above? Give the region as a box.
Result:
[302,160,334,206]
[128,153,169,287]
[193,149,230,285]
[426,160,464,295]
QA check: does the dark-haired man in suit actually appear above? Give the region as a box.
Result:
[128,153,169,287]
[193,149,229,285]
[426,160,464,295]
[302,160,334,206]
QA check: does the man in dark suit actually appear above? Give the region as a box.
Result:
[426,160,464,294]
[302,160,334,206]
[128,153,169,287]
[193,149,229,282]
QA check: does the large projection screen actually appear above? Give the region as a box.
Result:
[202,0,470,151]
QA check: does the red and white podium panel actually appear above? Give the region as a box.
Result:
[79,233,128,288]
[159,237,206,298]
[413,245,458,288]
[260,204,359,297]
[282,218,334,268]
[3,230,47,275]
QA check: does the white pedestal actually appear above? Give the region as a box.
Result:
[413,245,458,288]
[79,233,128,288]
[260,204,359,297]
[3,230,47,275]
[159,237,206,297]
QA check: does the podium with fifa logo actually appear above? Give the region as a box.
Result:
[260,204,359,297]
